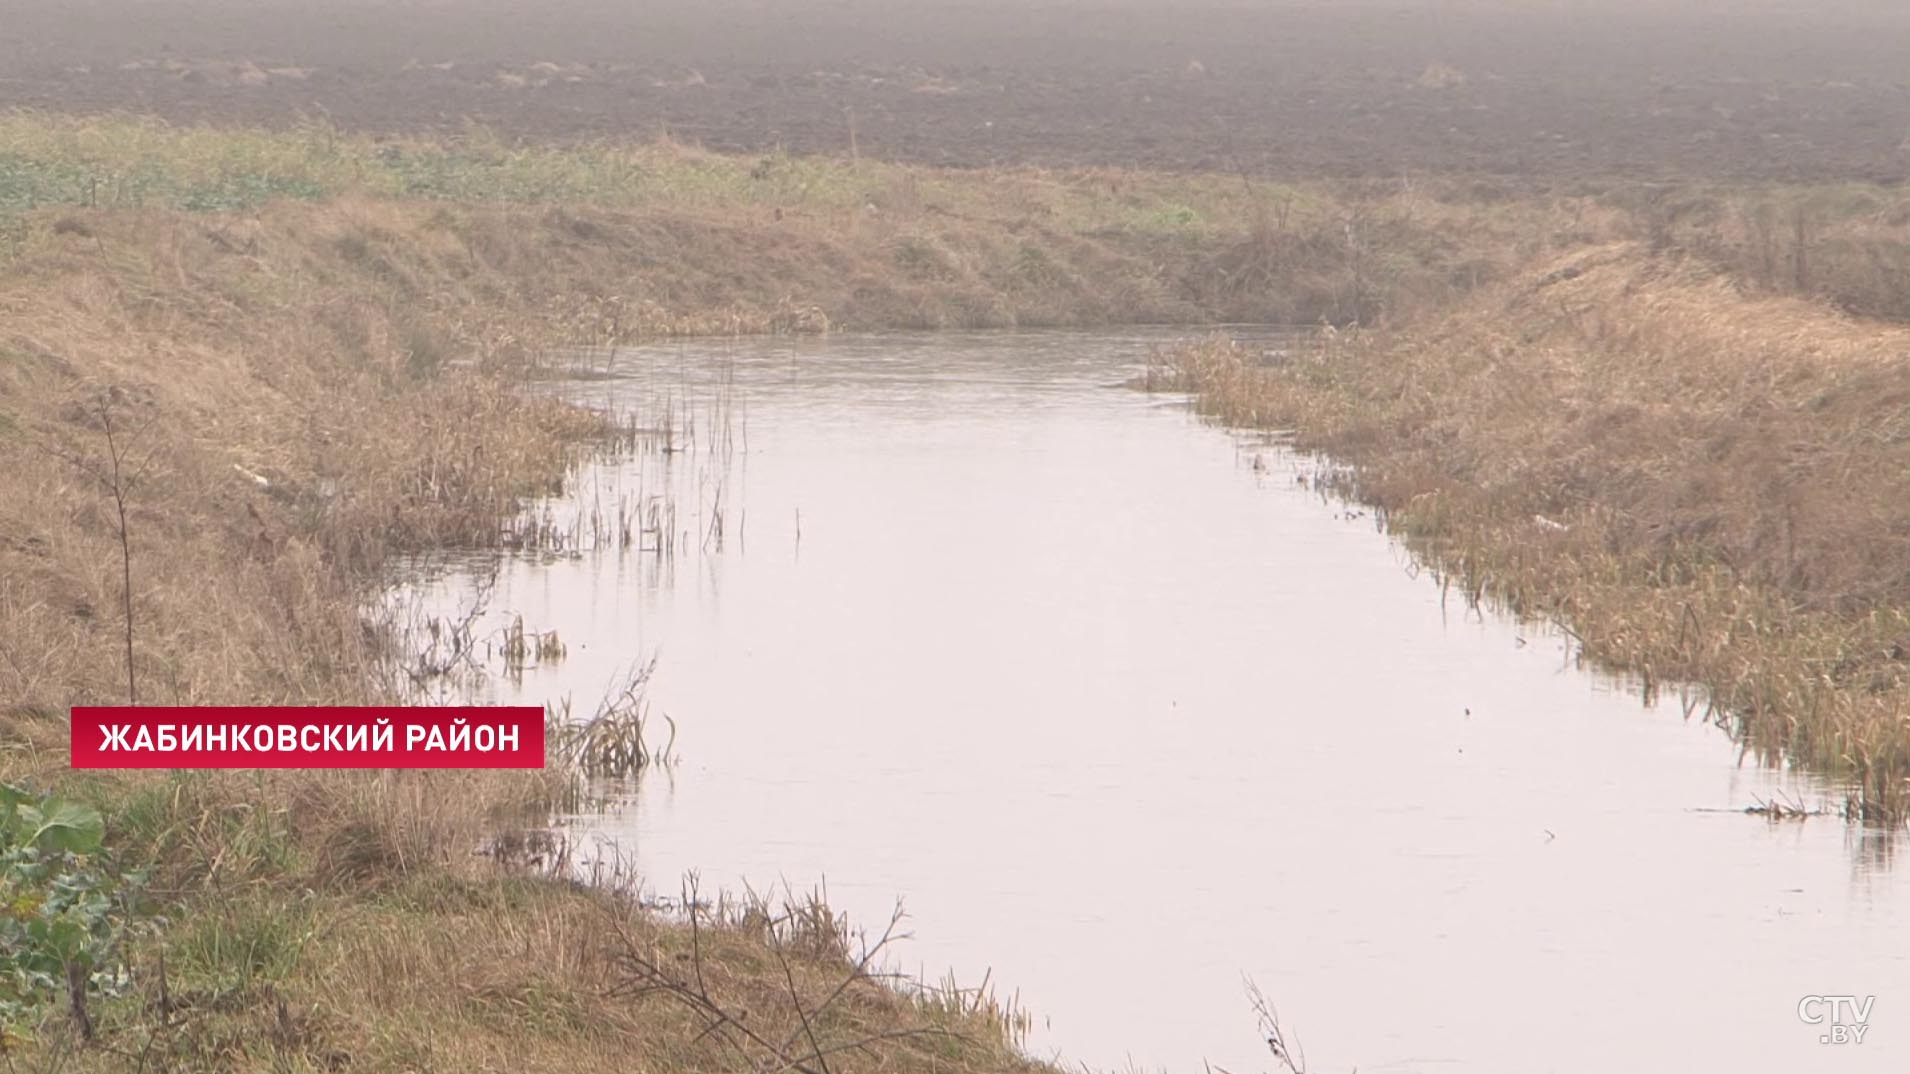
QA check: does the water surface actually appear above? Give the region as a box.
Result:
[407,331,1907,1073]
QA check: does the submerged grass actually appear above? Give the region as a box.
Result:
[1165,244,1910,819]
[546,659,677,780]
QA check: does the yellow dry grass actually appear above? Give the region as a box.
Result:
[1169,243,1910,816]
[13,110,1910,1070]
[2,712,1041,1074]
[0,118,1237,1072]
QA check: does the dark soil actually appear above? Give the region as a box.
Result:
[6,0,1910,181]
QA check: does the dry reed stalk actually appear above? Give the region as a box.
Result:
[1167,245,1910,818]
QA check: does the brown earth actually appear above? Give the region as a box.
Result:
[6,0,1910,180]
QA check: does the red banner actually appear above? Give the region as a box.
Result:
[70,706,546,769]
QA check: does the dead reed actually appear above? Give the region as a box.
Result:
[546,658,677,780]
[0,115,1114,1073]
[1166,245,1910,819]
[498,378,738,562]
[1,692,1033,1074]
[15,110,1910,1069]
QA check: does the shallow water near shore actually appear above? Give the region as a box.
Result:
[402,330,1909,1073]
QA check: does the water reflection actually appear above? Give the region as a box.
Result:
[405,330,1909,1074]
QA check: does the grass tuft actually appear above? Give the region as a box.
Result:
[1164,245,1910,818]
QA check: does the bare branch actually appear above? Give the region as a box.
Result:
[1244,977,1308,1074]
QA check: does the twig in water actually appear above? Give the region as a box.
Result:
[1245,977,1308,1074]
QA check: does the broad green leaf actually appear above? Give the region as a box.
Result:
[24,799,104,854]
[0,782,29,839]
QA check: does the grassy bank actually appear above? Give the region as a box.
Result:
[0,111,1564,1072]
[1167,242,1910,818]
[0,112,1573,711]
[0,113,1560,332]
[4,712,1043,1072]
[9,107,1910,1068]
[0,113,1185,1070]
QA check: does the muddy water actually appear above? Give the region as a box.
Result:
[409,331,1907,1073]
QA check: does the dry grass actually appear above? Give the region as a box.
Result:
[0,116,1220,1072]
[1,711,1040,1074]
[1614,183,1910,322]
[1166,243,1910,818]
[0,115,1571,711]
[0,112,1588,332]
[0,199,625,708]
[14,109,1910,1069]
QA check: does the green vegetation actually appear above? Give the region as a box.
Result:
[0,113,1307,244]
[0,728,1040,1072]
[1,782,148,1048]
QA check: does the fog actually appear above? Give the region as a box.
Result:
[6,0,1907,179]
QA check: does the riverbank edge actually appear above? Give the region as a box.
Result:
[8,114,1910,1068]
[0,117,1442,1072]
[1164,243,1910,820]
